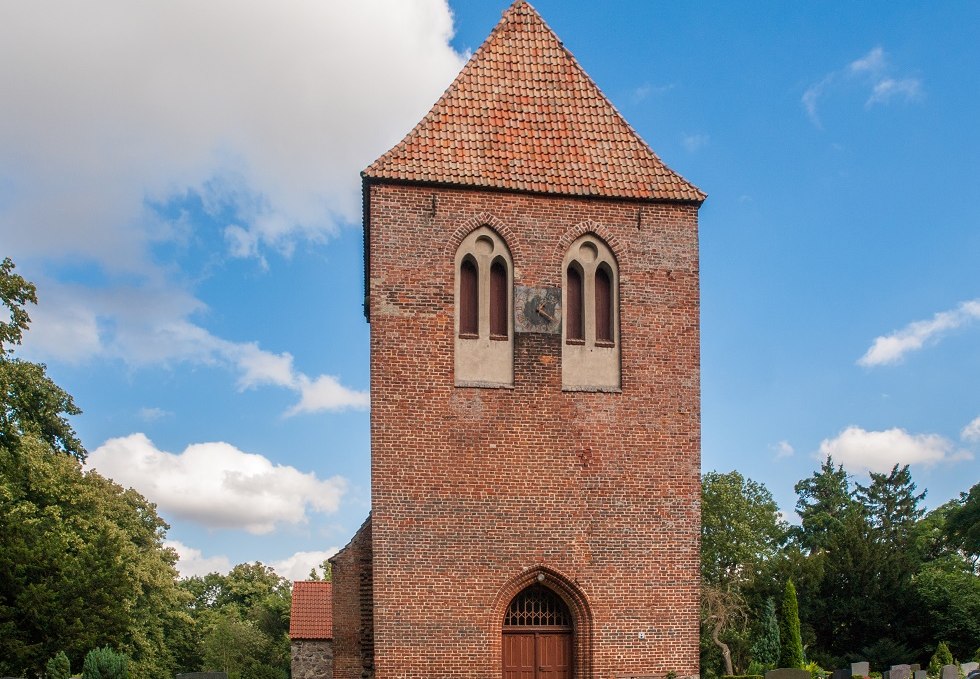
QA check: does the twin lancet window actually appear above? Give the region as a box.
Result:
[455,227,514,386]
[455,228,620,390]
[562,235,620,390]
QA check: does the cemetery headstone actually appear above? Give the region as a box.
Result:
[833,668,852,679]
[961,664,979,675]
[942,665,959,679]
[915,670,927,679]
[911,666,921,673]
[853,663,871,677]
[767,670,811,679]
[891,665,911,679]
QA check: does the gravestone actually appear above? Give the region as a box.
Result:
[767,669,811,679]
[942,665,959,679]
[915,671,927,679]
[891,665,911,679]
[962,663,979,675]
[882,671,891,679]
[853,663,871,677]
[911,666,921,673]
[833,668,852,679]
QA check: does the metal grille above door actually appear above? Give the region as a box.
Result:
[504,585,571,629]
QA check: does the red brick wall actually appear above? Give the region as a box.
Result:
[367,182,701,679]
[329,516,373,679]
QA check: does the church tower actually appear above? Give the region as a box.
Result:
[331,2,705,678]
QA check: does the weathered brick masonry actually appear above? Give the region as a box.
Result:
[331,2,703,677]
[365,185,700,679]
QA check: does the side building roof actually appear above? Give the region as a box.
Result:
[289,580,332,641]
[363,0,704,202]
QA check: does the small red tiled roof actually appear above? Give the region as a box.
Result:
[289,581,332,640]
[364,0,704,202]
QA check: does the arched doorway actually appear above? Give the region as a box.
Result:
[502,584,572,679]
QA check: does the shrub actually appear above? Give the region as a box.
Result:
[803,661,827,679]
[82,647,129,679]
[928,642,954,679]
[46,651,71,679]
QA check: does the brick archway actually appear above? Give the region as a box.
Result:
[491,567,593,679]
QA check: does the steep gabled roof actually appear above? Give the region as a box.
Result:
[363,0,704,202]
[289,581,332,640]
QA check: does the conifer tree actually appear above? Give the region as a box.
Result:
[779,580,804,668]
[751,597,780,668]
[928,641,953,678]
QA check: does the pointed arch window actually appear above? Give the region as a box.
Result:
[562,234,620,390]
[490,258,508,340]
[455,226,513,386]
[566,264,584,343]
[459,257,479,338]
[595,264,613,345]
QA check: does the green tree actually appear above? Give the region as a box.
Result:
[0,259,193,678]
[945,482,980,567]
[307,558,333,581]
[915,557,980,662]
[793,456,855,554]
[180,563,291,679]
[45,650,71,679]
[779,579,804,669]
[701,471,787,676]
[0,257,85,460]
[751,597,780,669]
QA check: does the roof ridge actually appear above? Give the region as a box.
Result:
[362,3,705,203]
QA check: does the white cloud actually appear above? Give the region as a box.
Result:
[803,46,922,127]
[771,440,794,459]
[21,280,368,414]
[682,133,709,152]
[962,416,980,443]
[0,0,466,270]
[271,549,340,582]
[858,299,980,367]
[89,433,348,534]
[849,46,886,75]
[867,77,922,107]
[802,74,834,128]
[138,407,171,422]
[818,425,972,473]
[165,540,232,578]
[288,375,371,417]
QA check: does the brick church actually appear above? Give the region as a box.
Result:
[327,2,704,678]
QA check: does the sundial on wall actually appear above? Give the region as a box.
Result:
[515,286,561,334]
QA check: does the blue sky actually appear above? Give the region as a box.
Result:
[1,0,978,580]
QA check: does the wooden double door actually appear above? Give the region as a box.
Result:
[502,631,572,679]
[502,584,573,679]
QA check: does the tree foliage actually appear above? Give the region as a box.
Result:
[82,646,129,679]
[180,563,291,679]
[701,471,786,676]
[945,482,980,566]
[779,579,804,669]
[750,598,780,669]
[45,650,71,679]
[928,641,953,678]
[0,257,85,459]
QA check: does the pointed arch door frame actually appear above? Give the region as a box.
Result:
[491,567,593,679]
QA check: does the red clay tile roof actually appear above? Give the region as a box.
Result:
[363,0,704,202]
[289,581,332,640]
